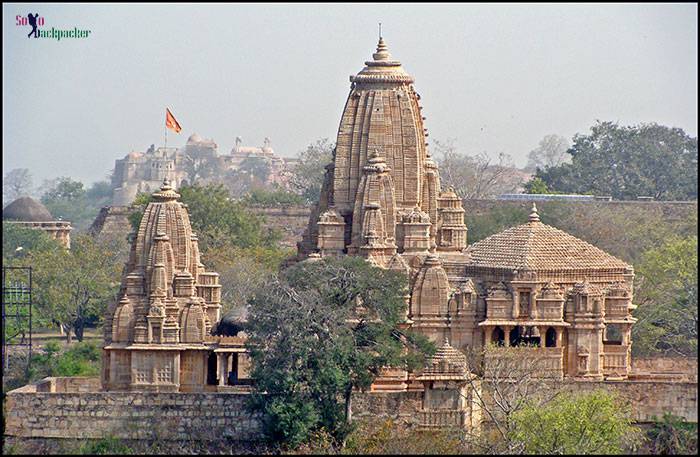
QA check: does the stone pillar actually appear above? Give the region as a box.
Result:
[555,328,563,348]
[512,293,520,319]
[504,326,512,347]
[538,327,545,347]
[217,353,226,386]
[227,354,233,385]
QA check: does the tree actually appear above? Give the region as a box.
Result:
[3,168,33,205]
[462,344,567,454]
[40,177,95,231]
[510,390,640,454]
[433,139,526,200]
[531,121,698,200]
[128,184,281,252]
[29,234,123,343]
[246,256,434,447]
[2,222,61,262]
[523,176,551,194]
[290,138,335,203]
[524,134,570,172]
[632,236,698,357]
[241,187,305,207]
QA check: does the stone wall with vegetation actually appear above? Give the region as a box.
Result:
[5,376,696,441]
[4,378,262,441]
[574,380,697,423]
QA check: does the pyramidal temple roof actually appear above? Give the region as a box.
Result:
[466,204,631,272]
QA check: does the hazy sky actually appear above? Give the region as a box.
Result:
[3,3,698,186]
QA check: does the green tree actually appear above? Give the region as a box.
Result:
[246,256,434,447]
[2,222,61,261]
[533,121,698,200]
[290,138,335,203]
[510,390,640,454]
[29,234,122,343]
[128,184,281,252]
[37,178,113,232]
[242,187,305,207]
[523,177,550,194]
[632,236,698,357]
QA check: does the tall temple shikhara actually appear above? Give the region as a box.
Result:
[298,36,638,382]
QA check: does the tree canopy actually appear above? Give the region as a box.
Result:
[39,177,113,231]
[529,121,698,200]
[246,256,434,447]
[632,236,698,357]
[290,138,335,203]
[510,390,639,454]
[28,234,123,342]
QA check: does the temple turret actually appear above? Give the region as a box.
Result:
[102,179,222,391]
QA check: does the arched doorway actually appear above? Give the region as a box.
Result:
[492,326,505,346]
[545,327,557,347]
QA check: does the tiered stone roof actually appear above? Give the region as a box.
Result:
[418,338,468,380]
[466,204,631,272]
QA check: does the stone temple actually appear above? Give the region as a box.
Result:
[102,181,251,391]
[4,35,695,443]
[298,36,637,382]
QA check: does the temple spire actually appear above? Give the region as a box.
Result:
[379,22,382,39]
[529,203,540,223]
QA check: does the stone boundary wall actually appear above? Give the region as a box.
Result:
[5,376,696,441]
[248,206,311,248]
[4,378,262,441]
[569,380,697,423]
[89,200,695,250]
[352,391,423,427]
[633,357,698,382]
[462,199,697,220]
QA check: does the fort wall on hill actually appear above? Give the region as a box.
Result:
[87,200,697,251]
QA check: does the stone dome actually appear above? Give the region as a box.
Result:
[187,133,203,143]
[3,197,54,222]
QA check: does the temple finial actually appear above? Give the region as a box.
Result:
[379,22,382,40]
[529,203,540,222]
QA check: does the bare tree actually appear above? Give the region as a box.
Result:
[462,344,567,454]
[290,138,335,202]
[3,168,33,205]
[525,134,571,172]
[433,139,526,200]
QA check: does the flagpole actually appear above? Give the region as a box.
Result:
[164,109,168,152]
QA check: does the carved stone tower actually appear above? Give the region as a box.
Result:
[102,180,222,392]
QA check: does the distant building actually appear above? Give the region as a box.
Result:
[3,196,72,248]
[111,134,293,205]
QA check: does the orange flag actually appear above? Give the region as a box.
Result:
[165,108,182,133]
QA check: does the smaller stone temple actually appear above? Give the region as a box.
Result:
[102,180,250,392]
[3,196,72,248]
